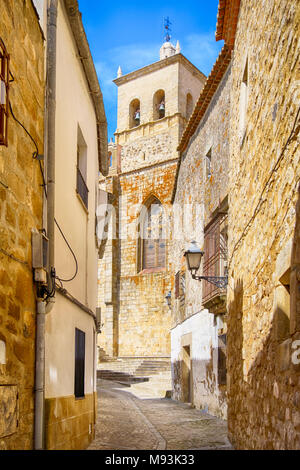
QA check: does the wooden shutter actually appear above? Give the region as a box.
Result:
[75,328,85,398]
[143,239,156,269]
[157,239,166,267]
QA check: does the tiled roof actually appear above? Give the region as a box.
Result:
[177,44,232,154]
[215,0,241,46]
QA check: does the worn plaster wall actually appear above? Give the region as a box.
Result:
[227,0,300,449]
[0,0,44,450]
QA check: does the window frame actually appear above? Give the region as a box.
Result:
[74,328,85,399]
[137,197,166,273]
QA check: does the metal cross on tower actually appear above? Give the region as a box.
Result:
[164,17,172,42]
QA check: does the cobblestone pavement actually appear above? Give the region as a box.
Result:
[87,380,233,450]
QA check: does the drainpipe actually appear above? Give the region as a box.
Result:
[34,299,46,450]
[34,0,58,450]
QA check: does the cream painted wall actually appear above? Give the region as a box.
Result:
[45,295,96,398]
[45,0,100,398]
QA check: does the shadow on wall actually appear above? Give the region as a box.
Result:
[227,185,300,450]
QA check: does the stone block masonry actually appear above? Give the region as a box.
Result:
[227,0,300,450]
[0,0,44,450]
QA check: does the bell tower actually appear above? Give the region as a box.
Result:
[98,31,206,362]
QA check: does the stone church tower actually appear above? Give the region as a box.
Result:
[97,38,206,364]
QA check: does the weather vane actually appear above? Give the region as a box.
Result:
[164,17,172,42]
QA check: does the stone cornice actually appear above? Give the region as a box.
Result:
[113,53,206,87]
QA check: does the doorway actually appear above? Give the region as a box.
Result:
[182,345,191,403]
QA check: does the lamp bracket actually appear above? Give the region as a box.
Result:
[192,275,228,289]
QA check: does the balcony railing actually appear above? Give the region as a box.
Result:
[202,213,228,307]
[76,167,89,210]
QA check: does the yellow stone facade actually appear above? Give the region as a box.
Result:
[45,392,97,450]
[226,0,300,449]
[0,0,44,450]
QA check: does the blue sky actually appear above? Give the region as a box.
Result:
[78,0,223,141]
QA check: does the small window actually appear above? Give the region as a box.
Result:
[206,148,212,178]
[0,38,9,146]
[186,93,193,120]
[130,99,141,128]
[108,152,112,167]
[76,127,89,209]
[153,90,165,120]
[240,58,248,140]
[75,328,85,398]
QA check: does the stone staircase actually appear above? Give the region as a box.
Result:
[97,354,172,397]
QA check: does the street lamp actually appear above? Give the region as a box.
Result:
[184,241,228,289]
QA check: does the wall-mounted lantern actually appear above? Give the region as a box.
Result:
[0,38,9,146]
[184,241,228,289]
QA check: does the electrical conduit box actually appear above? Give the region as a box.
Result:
[32,230,49,285]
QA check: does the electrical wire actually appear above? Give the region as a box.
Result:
[9,97,79,286]
[9,101,39,159]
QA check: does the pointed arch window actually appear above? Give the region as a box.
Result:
[137,196,166,272]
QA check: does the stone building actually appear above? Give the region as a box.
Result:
[1,0,108,451]
[39,0,108,450]
[170,45,232,418]
[98,41,206,372]
[0,0,44,450]
[216,0,300,449]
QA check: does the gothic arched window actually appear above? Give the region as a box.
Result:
[137,196,166,272]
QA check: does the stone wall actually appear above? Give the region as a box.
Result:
[98,159,177,357]
[227,0,300,449]
[0,0,44,449]
[170,64,231,418]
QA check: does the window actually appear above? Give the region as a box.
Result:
[175,270,186,309]
[153,90,165,120]
[0,38,9,146]
[138,196,166,271]
[218,334,227,385]
[76,127,88,209]
[129,99,141,128]
[108,152,112,167]
[205,148,212,178]
[202,212,228,307]
[74,328,85,398]
[240,58,248,141]
[186,93,193,120]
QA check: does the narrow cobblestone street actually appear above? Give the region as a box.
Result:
[88,380,232,450]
